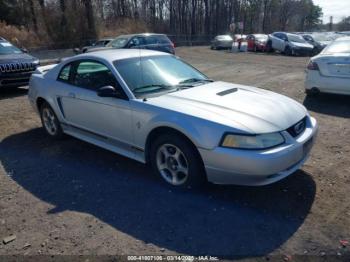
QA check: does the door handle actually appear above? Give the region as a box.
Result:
[68,92,76,98]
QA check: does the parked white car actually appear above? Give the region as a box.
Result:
[28,49,317,188]
[267,32,314,56]
[305,37,350,95]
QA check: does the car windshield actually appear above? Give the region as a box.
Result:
[255,35,268,41]
[322,41,350,54]
[218,35,232,41]
[108,37,129,48]
[0,41,22,55]
[114,55,209,98]
[287,34,307,43]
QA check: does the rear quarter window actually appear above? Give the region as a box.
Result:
[58,64,72,82]
[148,35,171,44]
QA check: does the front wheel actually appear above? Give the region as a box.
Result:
[40,101,64,139]
[150,134,206,188]
[266,41,273,53]
[285,46,293,56]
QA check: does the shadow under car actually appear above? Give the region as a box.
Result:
[0,128,316,258]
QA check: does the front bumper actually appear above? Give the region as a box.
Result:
[199,116,318,186]
[0,71,34,88]
[293,47,313,56]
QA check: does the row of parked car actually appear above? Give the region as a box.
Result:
[211,31,346,56]
[211,32,350,96]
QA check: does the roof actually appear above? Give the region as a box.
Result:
[74,49,170,63]
[116,33,167,39]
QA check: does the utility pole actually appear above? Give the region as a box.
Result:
[329,16,333,31]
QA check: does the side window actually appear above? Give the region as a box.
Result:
[72,61,118,91]
[129,37,146,47]
[281,34,288,41]
[58,64,72,82]
[146,36,158,45]
[274,33,282,39]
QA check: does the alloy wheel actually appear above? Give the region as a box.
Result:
[42,107,58,136]
[156,144,189,186]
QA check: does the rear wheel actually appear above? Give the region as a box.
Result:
[306,88,320,97]
[40,101,64,139]
[150,134,206,188]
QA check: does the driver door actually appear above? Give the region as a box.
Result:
[58,59,133,146]
[273,33,285,51]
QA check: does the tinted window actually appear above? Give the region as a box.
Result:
[303,35,313,41]
[157,35,172,44]
[108,37,129,48]
[58,64,72,82]
[145,36,158,45]
[72,61,117,90]
[287,34,307,43]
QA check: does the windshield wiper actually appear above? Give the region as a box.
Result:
[133,84,175,94]
[178,78,214,85]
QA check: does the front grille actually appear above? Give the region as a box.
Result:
[0,71,33,87]
[287,117,307,138]
[0,62,36,73]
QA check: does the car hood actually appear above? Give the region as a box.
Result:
[0,53,37,63]
[291,42,313,49]
[148,82,307,134]
[318,41,331,46]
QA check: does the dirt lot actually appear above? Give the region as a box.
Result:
[0,47,349,260]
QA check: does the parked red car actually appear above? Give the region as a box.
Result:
[247,34,268,52]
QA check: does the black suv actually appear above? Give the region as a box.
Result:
[86,33,175,55]
[0,37,39,89]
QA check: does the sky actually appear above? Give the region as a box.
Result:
[313,0,350,23]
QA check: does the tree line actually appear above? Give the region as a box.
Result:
[0,0,325,48]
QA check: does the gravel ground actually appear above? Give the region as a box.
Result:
[0,47,349,261]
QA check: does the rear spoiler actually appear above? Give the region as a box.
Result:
[34,64,57,74]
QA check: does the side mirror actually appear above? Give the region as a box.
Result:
[97,86,122,98]
[21,48,28,53]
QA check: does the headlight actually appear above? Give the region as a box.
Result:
[33,59,40,66]
[221,132,285,150]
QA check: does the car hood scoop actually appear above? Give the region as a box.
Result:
[148,81,307,134]
[217,88,238,96]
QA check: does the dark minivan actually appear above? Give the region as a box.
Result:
[86,33,175,55]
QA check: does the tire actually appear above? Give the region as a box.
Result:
[305,88,320,97]
[285,46,293,56]
[40,101,64,139]
[150,133,206,188]
[266,41,273,53]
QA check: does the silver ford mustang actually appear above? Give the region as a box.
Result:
[28,49,318,187]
